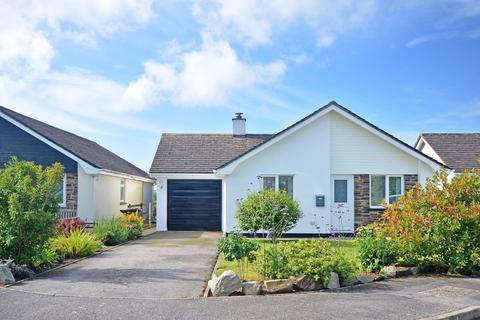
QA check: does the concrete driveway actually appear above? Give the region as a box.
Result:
[11,231,221,299]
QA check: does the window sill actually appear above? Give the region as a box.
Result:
[369,207,386,211]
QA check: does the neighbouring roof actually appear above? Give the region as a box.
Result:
[150,101,446,174]
[0,106,151,179]
[420,133,480,171]
[149,134,274,173]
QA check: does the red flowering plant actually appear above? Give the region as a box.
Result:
[58,218,86,237]
[358,169,480,275]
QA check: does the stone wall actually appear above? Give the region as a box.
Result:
[354,174,418,228]
[65,173,78,211]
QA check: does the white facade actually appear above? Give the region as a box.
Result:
[154,105,443,234]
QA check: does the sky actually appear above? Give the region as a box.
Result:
[1,0,480,171]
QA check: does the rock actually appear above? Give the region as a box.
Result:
[341,276,360,287]
[241,281,262,295]
[293,275,322,291]
[0,265,15,285]
[381,266,397,278]
[409,267,419,275]
[395,267,411,277]
[327,272,340,289]
[356,273,376,284]
[262,279,294,294]
[208,271,242,297]
[10,264,35,279]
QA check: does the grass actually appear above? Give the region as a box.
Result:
[215,238,359,281]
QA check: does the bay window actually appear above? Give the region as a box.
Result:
[261,175,294,197]
[370,175,403,208]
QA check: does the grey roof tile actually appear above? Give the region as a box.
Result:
[421,133,480,171]
[0,106,151,179]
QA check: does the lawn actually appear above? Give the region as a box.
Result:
[215,238,359,281]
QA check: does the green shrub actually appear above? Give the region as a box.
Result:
[0,158,64,266]
[357,224,398,272]
[218,233,259,279]
[31,245,64,269]
[362,170,480,275]
[51,228,101,258]
[258,240,357,284]
[94,218,129,246]
[236,189,302,238]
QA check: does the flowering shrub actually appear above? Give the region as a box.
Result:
[94,218,129,246]
[236,190,302,238]
[258,240,356,284]
[359,170,480,275]
[120,212,143,240]
[218,233,259,279]
[58,219,86,237]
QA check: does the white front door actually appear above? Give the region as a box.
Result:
[330,175,354,233]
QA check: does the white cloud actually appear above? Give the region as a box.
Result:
[0,0,154,74]
[193,0,377,47]
[126,39,287,106]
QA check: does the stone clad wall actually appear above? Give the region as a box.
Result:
[65,173,78,211]
[354,174,418,228]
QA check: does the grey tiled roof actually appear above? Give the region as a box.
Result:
[421,133,480,171]
[0,106,151,179]
[149,134,274,173]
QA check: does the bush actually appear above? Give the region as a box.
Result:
[120,212,143,240]
[94,218,129,246]
[51,228,101,258]
[357,224,398,272]
[218,233,259,279]
[0,158,64,266]
[236,190,302,238]
[361,170,480,275]
[58,218,86,237]
[31,245,64,269]
[258,240,356,284]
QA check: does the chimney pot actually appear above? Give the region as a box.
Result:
[232,112,246,137]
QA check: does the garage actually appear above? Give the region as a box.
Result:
[167,179,222,231]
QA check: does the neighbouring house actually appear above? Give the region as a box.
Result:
[0,106,154,222]
[415,133,480,174]
[150,101,445,235]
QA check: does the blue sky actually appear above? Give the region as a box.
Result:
[1,1,480,171]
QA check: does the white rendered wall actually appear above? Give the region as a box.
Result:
[76,164,94,222]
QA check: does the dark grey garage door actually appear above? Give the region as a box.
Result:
[167,179,222,231]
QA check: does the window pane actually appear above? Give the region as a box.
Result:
[120,179,126,202]
[389,195,400,203]
[279,176,293,197]
[263,177,275,191]
[56,175,65,206]
[389,176,402,196]
[370,175,386,206]
[334,180,348,203]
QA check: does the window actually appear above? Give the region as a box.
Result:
[261,175,294,197]
[370,175,403,208]
[334,179,348,203]
[120,178,126,203]
[56,174,67,207]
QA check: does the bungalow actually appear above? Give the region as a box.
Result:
[150,101,445,235]
[415,133,480,173]
[0,106,154,222]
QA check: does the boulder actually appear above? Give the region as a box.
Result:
[241,281,262,295]
[0,265,15,285]
[208,271,242,297]
[262,279,293,294]
[10,264,35,279]
[327,272,340,289]
[409,267,420,275]
[294,275,322,291]
[341,276,360,287]
[356,273,376,284]
[381,266,397,278]
[395,267,411,277]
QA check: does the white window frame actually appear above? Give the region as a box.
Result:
[260,175,294,197]
[120,178,126,204]
[59,174,67,207]
[369,175,404,209]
